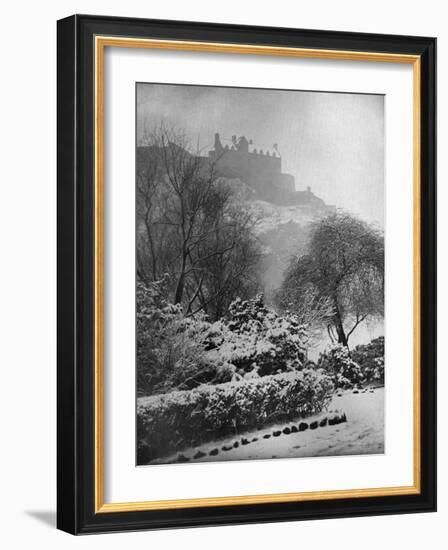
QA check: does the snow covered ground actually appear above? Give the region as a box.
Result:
[249,199,316,235]
[151,387,384,464]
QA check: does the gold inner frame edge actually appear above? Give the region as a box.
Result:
[94,35,421,513]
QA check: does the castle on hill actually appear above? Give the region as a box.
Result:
[209,133,295,193]
[207,133,331,211]
[136,132,334,212]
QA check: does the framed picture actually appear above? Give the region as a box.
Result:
[57,14,436,534]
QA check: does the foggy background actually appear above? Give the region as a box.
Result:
[137,83,384,227]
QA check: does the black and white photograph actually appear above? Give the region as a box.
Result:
[135,83,385,466]
[0,1,440,543]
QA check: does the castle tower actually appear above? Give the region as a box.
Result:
[214,133,223,153]
[236,136,249,153]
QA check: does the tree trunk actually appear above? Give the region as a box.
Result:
[334,317,348,347]
[174,246,188,304]
[174,272,184,304]
[332,297,348,347]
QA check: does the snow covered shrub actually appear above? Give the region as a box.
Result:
[318,344,363,389]
[137,277,180,394]
[137,368,334,461]
[351,336,385,385]
[226,294,271,331]
[204,295,308,377]
[137,287,310,396]
[137,279,234,395]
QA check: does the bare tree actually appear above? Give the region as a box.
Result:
[189,203,262,319]
[277,275,333,328]
[136,126,261,317]
[278,213,384,346]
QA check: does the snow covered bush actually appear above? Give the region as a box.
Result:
[137,289,310,395]
[137,279,235,395]
[318,344,364,389]
[351,336,385,385]
[204,295,308,377]
[137,368,334,461]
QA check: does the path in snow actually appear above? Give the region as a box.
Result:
[155,387,384,464]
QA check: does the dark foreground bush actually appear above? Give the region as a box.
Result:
[137,369,334,462]
[137,285,310,396]
[318,344,363,389]
[351,336,385,385]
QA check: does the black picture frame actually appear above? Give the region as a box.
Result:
[57,14,436,534]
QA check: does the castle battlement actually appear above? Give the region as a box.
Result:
[211,133,280,157]
[208,133,294,194]
[136,131,329,211]
[202,132,329,211]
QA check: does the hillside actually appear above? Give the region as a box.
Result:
[136,141,333,298]
[245,200,313,293]
[224,178,334,295]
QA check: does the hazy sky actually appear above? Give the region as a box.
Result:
[137,83,384,227]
